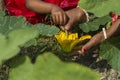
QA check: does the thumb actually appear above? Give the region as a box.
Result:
[60,26,65,31]
[64,20,73,31]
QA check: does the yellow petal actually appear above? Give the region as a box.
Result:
[79,35,92,42]
[55,31,91,53]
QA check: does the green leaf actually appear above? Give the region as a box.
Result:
[79,15,111,32]
[78,0,120,17]
[0,28,39,65]
[0,16,31,35]
[0,14,60,36]
[0,11,5,18]
[100,37,120,70]
[9,53,100,80]
[23,39,37,47]
[34,24,60,36]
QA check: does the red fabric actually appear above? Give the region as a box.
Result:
[4,0,79,24]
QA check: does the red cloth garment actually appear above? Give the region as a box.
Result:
[4,0,79,24]
[44,0,79,10]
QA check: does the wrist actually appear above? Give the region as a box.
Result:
[50,5,60,13]
[77,7,89,22]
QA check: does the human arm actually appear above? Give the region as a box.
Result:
[26,0,67,25]
[60,7,88,31]
[80,19,120,54]
[26,0,54,13]
[0,0,6,12]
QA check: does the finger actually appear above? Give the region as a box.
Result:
[63,14,68,26]
[52,14,56,24]
[68,51,80,57]
[60,26,65,31]
[68,50,85,57]
[65,14,70,25]
[52,13,60,25]
[55,14,59,25]
[59,13,64,26]
[77,50,84,55]
[64,20,73,31]
[81,47,87,54]
[73,45,83,51]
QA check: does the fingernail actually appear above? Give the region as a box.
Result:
[83,48,87,52]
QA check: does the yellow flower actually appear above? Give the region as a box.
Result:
[55,31,92,52]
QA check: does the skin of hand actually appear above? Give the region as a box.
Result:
[26,0,67,26]
[51,5,67,26]
[60,7,87,31]
[79,19,120,54]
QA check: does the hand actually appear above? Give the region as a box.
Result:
[51,5,67,26]
[67,45,86,57]
[70,32,104,56]
[68,44,90,57]
[60,8,86,31]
